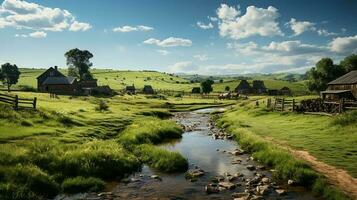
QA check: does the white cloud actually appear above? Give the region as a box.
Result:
[15,30,46,38]
[216,5,283,39]
[208,16,218,22]
[196,21,213,29]
[157,49,170,56]
[169,61,198,73]
[262,40,326,55]
[69,21,92,32]
[286,18,315,36]
[113,25,153,32]
[329,35,357,54]
[0,0,91,32]
[317,29,338,36]
[29,30,46,38]
[193,54,210,61]
[143,37,192,47]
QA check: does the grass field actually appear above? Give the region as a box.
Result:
[0,91,233,199]
[7,68,309,93]
[218,97,357,177]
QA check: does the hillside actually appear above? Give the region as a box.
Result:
[4,68,308,94]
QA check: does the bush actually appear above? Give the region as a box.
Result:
[96,100,109,111]
[135,144,188,173]
[137,110,172,119]
[61,177,105,194]
[332,110,357,126]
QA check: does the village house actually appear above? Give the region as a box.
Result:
[280,87,291,96]
[234,80,251,94]
[143,85,154,94]
[252,80,267,94]
[321,70,357,101]
[192,87,201,94]
[37,66,98,95]
[126,85,136,94]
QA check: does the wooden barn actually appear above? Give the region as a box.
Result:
[192,87,201,94]
[321,70,357,101]
[252,80,266,94]
[126,85,136,94]
[280,87,291,96]
[143,85,154,94]
[235,80,251,94]
[37,66,79,94]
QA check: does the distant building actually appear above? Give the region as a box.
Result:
[37,66,98,95]
[280,87,291,96]
[321,70,357,101]
[234,80,251,94]
[192,87,201,94]
[143,85,154,94]
[126,85,136,94]
[252,80,267,94]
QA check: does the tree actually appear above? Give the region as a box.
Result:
[65,48,94,80]
[219,79,223,83]
[225,86,230,91]
[340,54,357,72]
[0,63,21,92]
[306,58,345,92]
[201,79,214,94]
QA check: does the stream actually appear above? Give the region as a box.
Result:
[58,108,318,200]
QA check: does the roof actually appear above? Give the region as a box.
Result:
[236,80,251,89]
[320,90,352,94]
[143,85,153,89]
[37,67,65,79]
[328,70,357,85]
[42,76,77,85]
[126,85,135,90]
[281,87,290,90]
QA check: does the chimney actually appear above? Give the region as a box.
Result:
[54,66,58,71]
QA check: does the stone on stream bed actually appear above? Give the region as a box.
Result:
[185,168,205,182]
[205,183,220,194]
[276,189,287,196]
[218,181,236,190]
[246,165,256,171]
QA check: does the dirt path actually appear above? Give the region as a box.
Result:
[289,149,357,199]
[263,136,357,199]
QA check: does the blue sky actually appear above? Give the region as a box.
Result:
[0,0,357,74]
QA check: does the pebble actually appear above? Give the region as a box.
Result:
[246,165,256,170]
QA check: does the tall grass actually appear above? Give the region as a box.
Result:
[135,144,188,172]
[61,177,105,194]
[332,110,357,126]
[118,117,183,147]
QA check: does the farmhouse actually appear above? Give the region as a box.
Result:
[252,80,267,94]
[235,80,251,94]
[37,66,98,95]
[192,87,201,94]
[280,87,291,96]
[143,85,154,94]
[126,85,136,94]
[321,70,357,101]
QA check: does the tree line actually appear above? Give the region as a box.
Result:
[306,54,357,92]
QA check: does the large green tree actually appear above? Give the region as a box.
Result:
[201,79,214,94]
[0,63,21,92]
[340,54,357,72]
[306,58,345,92]
[65,48,94,80]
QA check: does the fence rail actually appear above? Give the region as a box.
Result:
[0,93,37,110]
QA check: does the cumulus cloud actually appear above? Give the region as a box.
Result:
[0,0,91,32]
[69,21,92,32]
[169,61,198,73]
[143,37,192,47]
[193,54,210,61]
[286,18,316,36]
[216,4,283,40]
[112,25,154,32]
[329,35,357,54]
[157,49,170,56]
[15,30,46,38]
[196,21,213,29]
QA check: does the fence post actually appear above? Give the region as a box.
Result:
[33,97,37,110]
[282,98,285,111]
[14,95,18,110]
[292,99,295,112]
[273,98,276,110]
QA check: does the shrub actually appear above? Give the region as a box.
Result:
[61,177,105,194]
[332,110,357,126]
[20,120,33,126]
[135,144,188,173]
[96,100,109,111]
[137,110,172,119]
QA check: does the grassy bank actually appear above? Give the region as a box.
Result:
[0,92,224,199]
[216,98,356,200]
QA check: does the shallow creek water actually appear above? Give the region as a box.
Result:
[57,108,318,200]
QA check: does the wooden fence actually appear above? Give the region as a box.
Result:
[270,98,296,112]
[0,93,37,110]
